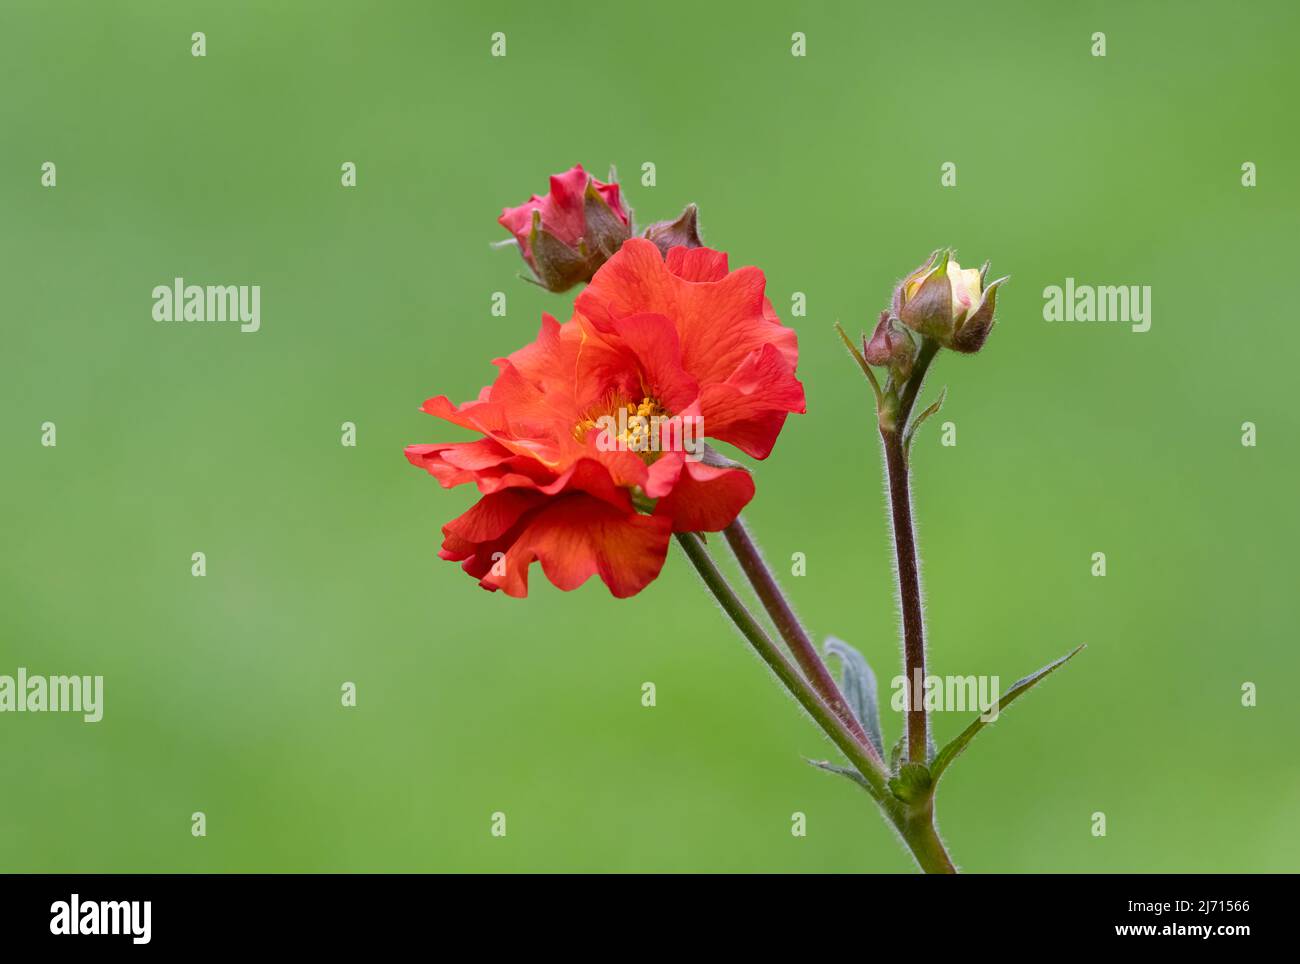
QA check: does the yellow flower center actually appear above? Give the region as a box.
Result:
[575,395,670,461]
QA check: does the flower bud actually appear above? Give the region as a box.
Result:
[863,310,916,381]
[641,203,703,256]
[498,165,631,292]
[894,249,1008,353]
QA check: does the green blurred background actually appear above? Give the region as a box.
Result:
[2,0,1297,872]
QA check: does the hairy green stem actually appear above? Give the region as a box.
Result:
[723,517,884,768]
[674,533,889,798]
[896,800,957,874]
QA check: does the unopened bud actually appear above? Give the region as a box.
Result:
[497,165,631,292]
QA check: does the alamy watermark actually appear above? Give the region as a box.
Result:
[152,277,260,333]
[1043,278,1151,333]
[0,668,103,722]
[891,670,1001,721]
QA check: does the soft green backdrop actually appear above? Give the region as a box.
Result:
[2,0,1296,872]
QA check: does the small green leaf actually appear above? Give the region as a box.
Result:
[824,637,884,758]
[930,644,1086,785]
[903,385,947,460]
[805,759,887,806]
[806,758,871,789]
[888,762,933,803]
[834,322,883,408]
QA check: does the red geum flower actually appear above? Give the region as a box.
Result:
[406,238,805,598]
[497,164,631,292]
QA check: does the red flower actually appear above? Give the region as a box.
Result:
[498,165,631,292]
[406,239,805,598]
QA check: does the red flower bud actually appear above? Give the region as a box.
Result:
[863,310,916,381]
[498,165,631,292]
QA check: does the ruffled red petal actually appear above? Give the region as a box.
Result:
[698,343,808,459]
[481,494,672,598]
[652,458,755,533]
[576,239,799,387]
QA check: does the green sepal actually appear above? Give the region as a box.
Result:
[528,209,588,292]
[582,180,631,260]
[834,321,884,410]
[900,248,953,341]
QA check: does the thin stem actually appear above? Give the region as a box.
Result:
[896,338,940,428]
[880,338,939,764]
[723,517,884,768]
[882,432,927,763]
[674,533,889,796]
